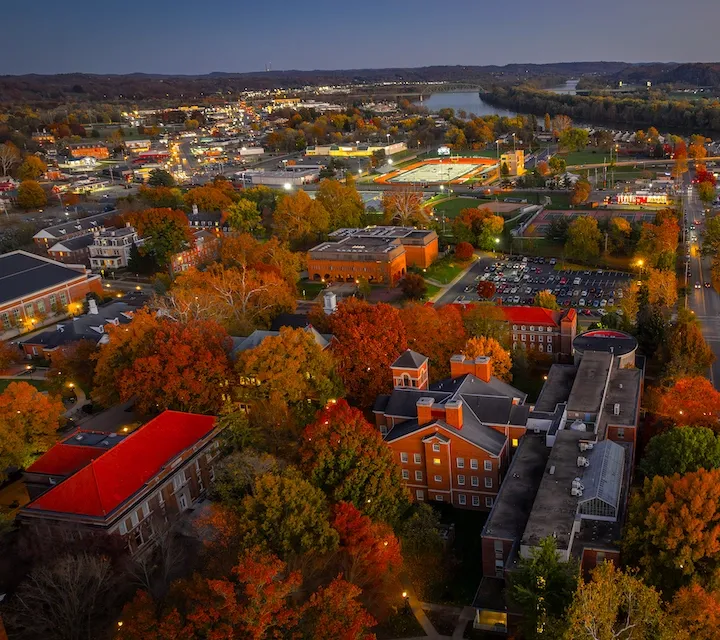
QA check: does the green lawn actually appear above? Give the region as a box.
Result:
[297,281,327,300]
[423,282,442,300]
[432,196,489,219]
[508,190,573,209]
[0,379,51,393]
[422,256,469,284]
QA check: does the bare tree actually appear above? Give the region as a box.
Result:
[7,553,116,640]
[382,187,429,226]
[0,143,20,177]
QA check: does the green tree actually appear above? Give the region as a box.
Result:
[558,128,589,152]
[226,198,262,233]
[17,180,47,210]
[565,217,602,263]
[234,467,339,561]
[639,427,720,480]
[510,536,578,640]
[123,208,192,269]
[315,179,364,230]
[698,181,716,205]
[147,169,175,187]
[217,403,260,452]
[534,290,560,310]
[548,156,566,175]
[300,400,411,525]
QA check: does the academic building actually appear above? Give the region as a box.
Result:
[308,226,438,285]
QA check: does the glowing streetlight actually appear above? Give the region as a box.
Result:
[402,591,408,599]
[283,183,292,191]
[494,238,501,245]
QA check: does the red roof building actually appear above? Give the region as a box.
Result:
[19,411,222,556]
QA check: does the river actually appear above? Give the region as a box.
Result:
[549,79,579,95]
[415,91,518,118]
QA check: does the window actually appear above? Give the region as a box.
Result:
[49,294,56,309]
[415,470,423,481]
[178,493,188,510]
[400,452,408,463]
[617,428,625,439]
[530,325,535,331]
[521,325,526,331]
[472,495,480,506]
[36,300,45,314]
[539,344,544,352]
[547,343,552,353]
[521,334,526,341]
[485,497,494,508]
[485,477,493,489]
[209,465,215,481]
[118,521,127,535]
[59,292,68,305]
[530,334,535,342]
[596,551,606,564]
[432,457,441,466]
[172,472,185,492]
[458,494,467,505]
[457,474,465,485]
[513,333,517,341]
[380,424,388,437]
[434,474,442,483]
[470,459,478,470]
[512,438,519,447]
[513,324,517,330]
[435,495,444,502]
[1,313,9,329]
[432,443,440,452]
[413,453,422,464]
[416,490,424,501]
[484,460,492,471]
[25,304,34,318]
[402,469,410,480]
[538,335,544,342]
[456,457,465,468]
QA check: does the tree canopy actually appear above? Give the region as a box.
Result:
[639,426,720,479]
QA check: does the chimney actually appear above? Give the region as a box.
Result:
[88,298,98,315]
[445,399,463,430]
[450,354,472,378]
[473,356,492,383]
[416,397,434,425]
[323,291,337,315]
[192,203,199,215]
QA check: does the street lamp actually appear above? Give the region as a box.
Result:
[283,183,292,191]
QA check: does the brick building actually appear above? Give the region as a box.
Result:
[374,350,529,511]
[47,233,95,266]
[68,143,110,160]
[33,211,117,252]
[503,306,577,359]
[170,230,219,274]
[0,251,103,339]
[308,226,438,286]
[19,411,222,557]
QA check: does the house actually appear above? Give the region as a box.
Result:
[308,227,438,286]
[188,208,231,236]
[33,210,117,251]
[88,226,142,271]
[374,350,529,511]
[0,251,103,339]
[231,325,333,358]
[474,329,643,634]
[18,410,222,557]
[47,232,96,266]
[19,299,139,357]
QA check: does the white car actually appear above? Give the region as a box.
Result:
[695,282,702,289]
[581,290,588,297]
[579,298,586,307]
[600,299,607,307]
[573,277,581,286]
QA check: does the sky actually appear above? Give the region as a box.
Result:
[3,0,720,75]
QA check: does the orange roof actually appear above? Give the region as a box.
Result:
[26,443,104,476]
[27,411,216,518]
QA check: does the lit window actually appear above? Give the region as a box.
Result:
[456,457,465,468]
[400,452,408,463]
[457,474,465,485]
[414,453,422,464]
[402,469,409,480]
[470,459,478,470]
[432,443,440,452]
[512,438,519,447]
[434,475,442,483]
[458,494,466,505]
[433,457,441,466]
[472,495,480,506]
[484,460,492,471]
[415,470,423,481]
[485,477,493,488]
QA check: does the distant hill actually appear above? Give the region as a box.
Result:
[610,62,720,87]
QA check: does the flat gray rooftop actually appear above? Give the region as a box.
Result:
[567,351,613,416]
[598,367,642,436]
[534,364,577,413]
[483,436,550,541]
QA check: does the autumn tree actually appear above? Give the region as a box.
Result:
[646,268,677,308]
[17,180,47,210]
[300,400,410,524]
[462,336,512,381]
[698,181,716,205]
[147,169,175,187]
[552,114,572,138]
[454,241,474,261]
[399,273,427,300]
[17,155,47,180]
[382,187,428,226]
[92,310,232,415]
[225,198,261,233]
[548,156,566,175]
[235,326,343,425]
[123,208,193,268]
[165,263,296,334]
[138,185,184,209]
[0,341,21,371]
[570,179,591,205]
[273,190,330,246]
[672,139,688,178]
[399,304,467,381]
[0,142,20,176]
[669,582,720,640]
[316,178,365,230]
[47,339,98,393]
[664,312,715,379]
[534,290,560,310]
[510,536,578,640]
[640,426,720,480]
[559,128,589,152]
[607,216,632,255]
[563,562,673,640]
[328,298,407,407]
[462,303,510,346]
[0,381,64,477]
[452,207,504,249]
[623,468,720,592]
[688,134,708,163]
[565,217,601,263]
[183,185,234,212]
[636,219,679,270]
[651,376,720,429]
[220,233,302,290]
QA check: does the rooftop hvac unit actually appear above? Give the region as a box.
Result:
[571,487,584,497]
[577,456,590,468]
[549,465,556,475]
[572,478,584,490]
[613,403,621,416]
[570,419,587,431]
[579,442,595,452]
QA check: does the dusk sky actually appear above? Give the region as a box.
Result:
[3,0,720,75]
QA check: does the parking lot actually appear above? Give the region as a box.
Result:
[446,255,632,318]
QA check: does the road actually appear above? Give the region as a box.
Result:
[683,174,720,388]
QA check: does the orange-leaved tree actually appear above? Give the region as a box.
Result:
[651,376,720,429]
[623,468,720,593]
[462,336,512,382]
[273,190,329,246]
[300,400,410,525]
[0,341,21,371]
[669,583,720,640]
[183,184,235,212]
[0,381,65,477]
[328,298,407,407]
[93,310,232,415]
